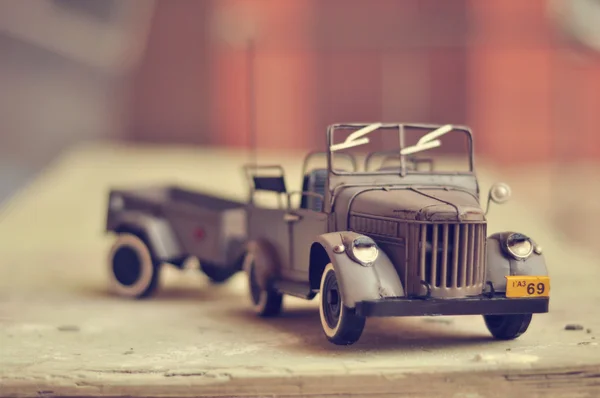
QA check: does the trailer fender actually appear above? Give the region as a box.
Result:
[485,232,548,292]
[309,231,404,308]
[110,211,183,263]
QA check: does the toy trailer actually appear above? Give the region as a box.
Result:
[105,185,247,298]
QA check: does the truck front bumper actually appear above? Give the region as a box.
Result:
[354,295,549,317]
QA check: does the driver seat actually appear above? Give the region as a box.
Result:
[300,168,327,211]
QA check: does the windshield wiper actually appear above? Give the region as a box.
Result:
[400,124,453,156]
[330,123,382,152]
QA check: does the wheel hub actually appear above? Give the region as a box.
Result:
[113,246,142,286]
[323,271,341,329]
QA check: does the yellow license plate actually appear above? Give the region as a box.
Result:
[505,276,550,298]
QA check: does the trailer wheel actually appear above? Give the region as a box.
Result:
[483,313,532,340]
[201,262,238,284]
[108,233,160,298]
[248,261,282,317]
[319,264,365,345]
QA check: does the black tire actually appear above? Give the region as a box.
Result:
[248,261,282,317]
[319,264,365,345]
[483,314,532,340]
[201,262,238,284]
[108,233,160,299]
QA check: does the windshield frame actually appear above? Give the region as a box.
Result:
[326,123,475,177]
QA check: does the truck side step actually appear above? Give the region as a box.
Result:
[273,280,315,300]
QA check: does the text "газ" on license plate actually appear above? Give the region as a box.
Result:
[505,276,550,298]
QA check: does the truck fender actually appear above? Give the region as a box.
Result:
[485,232,548,292]
[110,211,183,263]
[309,231,404,308]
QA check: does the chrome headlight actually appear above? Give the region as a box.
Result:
[338,235,380,266]
[504,233,533,260]
[352,243,379,265]
[343,237,379,266]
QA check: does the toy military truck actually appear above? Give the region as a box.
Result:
[243,123,549,344]
[106,123,550,345]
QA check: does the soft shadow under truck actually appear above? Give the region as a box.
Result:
[105,123,550,345]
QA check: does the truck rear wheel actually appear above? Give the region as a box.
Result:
[319,264,365,345]
[108,233,160,299]
[483,313,532,340]
[248,262,282,317]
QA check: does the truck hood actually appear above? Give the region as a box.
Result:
[348,187,485,222]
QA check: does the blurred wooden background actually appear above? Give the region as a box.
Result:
[2,0,600,171]
[130,0,600,164]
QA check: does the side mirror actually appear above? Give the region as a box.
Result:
[486,182,511,215]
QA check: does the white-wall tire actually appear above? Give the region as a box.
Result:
[108,233,159,298]
[319,263,365,345]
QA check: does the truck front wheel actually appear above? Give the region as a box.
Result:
[108,233,160,299]
[319,264,365,345]
[483,314,532,340]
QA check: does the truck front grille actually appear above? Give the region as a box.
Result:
[417,223,486,294]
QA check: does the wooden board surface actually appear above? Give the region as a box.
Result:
[0,144,599,397]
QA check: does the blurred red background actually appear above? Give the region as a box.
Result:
[130,0,600,164]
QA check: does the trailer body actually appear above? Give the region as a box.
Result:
[106,185,247,295]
